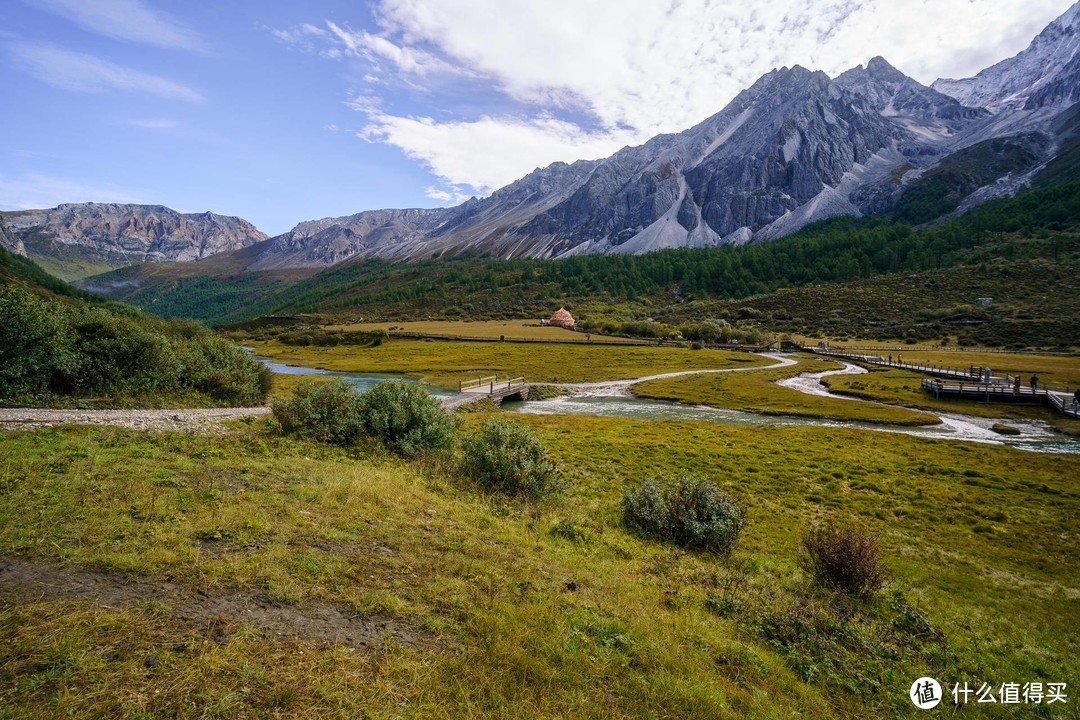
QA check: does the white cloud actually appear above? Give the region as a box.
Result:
[10,43,204,102]
[424,186,472,204]
[274,18,469,76]
[360,113,638,193]
[26,0,208,52]
[0,172,145,210]
[300,0,1075,198]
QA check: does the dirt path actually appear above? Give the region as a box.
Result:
[0,407,271,432]
[555,352,799,397]
[0,557,417,651]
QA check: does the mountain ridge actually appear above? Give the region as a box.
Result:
[3,203,268,280]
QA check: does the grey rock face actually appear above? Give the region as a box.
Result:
[256,61,991,265]
[0,215,26,256]
[932,1,1080,112]
[7,203,267,263]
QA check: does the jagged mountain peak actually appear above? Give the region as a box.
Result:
[932,1,1080,111]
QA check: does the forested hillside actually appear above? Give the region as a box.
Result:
[0,247,271,407]
[89,178,1080,331]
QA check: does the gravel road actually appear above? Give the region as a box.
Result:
[0,407,271,432]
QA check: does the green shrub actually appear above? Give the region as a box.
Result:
[0,284,269,406]
[359,380,455,457]
[461,418,560,497]
[800,521,888,597]
[271,379,365,446]
[0,286,74,396]
[622,473,746,556]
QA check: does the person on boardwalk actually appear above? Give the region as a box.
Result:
[888,354,893,365]
[1073,388,1080,410]
[1014,375,1021,393]
[1030,374,1039,391]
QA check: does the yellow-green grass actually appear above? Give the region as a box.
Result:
[250,337,772,389]
[0,418,1077,718]
[29,255,118,283]
[267,371,338,400]
[824,366,1080,434]
[632,354,940,426]
[329,319,644,344]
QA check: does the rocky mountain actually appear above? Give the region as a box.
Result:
[5,203,267,279]
[932,2,1080,112]
[255,57,1005,266]
[250,3,1080,267]
[0,215,25,257]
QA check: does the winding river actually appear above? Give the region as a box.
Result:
[252,352,1080,454]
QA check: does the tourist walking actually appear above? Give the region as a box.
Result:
[1030,374,1039,391]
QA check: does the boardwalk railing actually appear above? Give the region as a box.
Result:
[923,379,1080,418]
[810,348,982,381]
[459,376,527,394]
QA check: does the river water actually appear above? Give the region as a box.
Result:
[251,351,1080,454]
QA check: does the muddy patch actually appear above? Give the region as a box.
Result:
[0,557,418,651]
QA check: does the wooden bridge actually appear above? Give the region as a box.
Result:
[443,376,529,410]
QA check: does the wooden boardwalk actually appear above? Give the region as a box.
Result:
[810,347,1079,419]
[922,380,1080,418]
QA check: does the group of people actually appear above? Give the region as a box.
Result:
[1009,374,1040,392]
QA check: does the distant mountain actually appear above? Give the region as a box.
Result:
[932,2,1080,111]
[3,203,267,280]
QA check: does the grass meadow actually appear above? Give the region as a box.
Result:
[0,412,1076,718]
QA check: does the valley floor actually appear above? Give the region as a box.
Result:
[1,336,1077,718]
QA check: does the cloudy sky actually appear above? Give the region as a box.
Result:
[1,0,1073,234]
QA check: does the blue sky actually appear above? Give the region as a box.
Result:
[1,0,1074,235]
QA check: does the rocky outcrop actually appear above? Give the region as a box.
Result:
[0,215,26,256]
[932,1,1080,112]
[7,203,267,263]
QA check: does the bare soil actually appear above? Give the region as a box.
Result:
[0,556,418,651]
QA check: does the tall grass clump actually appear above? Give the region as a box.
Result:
[461,418,560,497]
[800,521,888,597]
[359,380,455,457]
[622,473,746,556]
[271,379,365,446]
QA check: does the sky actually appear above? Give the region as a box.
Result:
[0,0,1074,235]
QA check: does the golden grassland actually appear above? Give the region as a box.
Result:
[631,354,940,426]
[250,338,772,389]
[0,416,1077,719]
[329,319,644,343]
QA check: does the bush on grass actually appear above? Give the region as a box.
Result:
[622,473,746,556]
[271,379,365,446]
[800,521,888,597]
[360,380,455,457]
[461,418,559,497]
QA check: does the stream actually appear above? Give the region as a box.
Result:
[252,352,1080,454]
